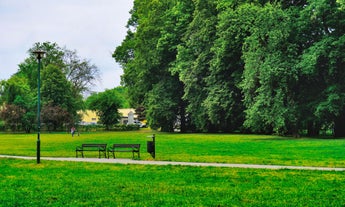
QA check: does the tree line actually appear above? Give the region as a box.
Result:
[113,0,345,137]
[1,42,128,132]
[0,42,100,132]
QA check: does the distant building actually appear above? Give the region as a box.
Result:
[79,109,137,125]
[78,110,99,125]
[118,108,137,125]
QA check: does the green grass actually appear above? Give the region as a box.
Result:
[1,158,345,206]
[1,131,345,206]
[0,130,345,167]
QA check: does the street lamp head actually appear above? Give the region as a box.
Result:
[33,50,46,60]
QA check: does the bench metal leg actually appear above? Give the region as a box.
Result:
[107,150,114,159]
[76,150,83,158]
[132,151,140,159]
[98,150,106,158]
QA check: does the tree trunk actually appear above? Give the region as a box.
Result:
[161,123,174,132]
[334,113,345,138]
[289,124,301,138]
[179,105,186,133]
[307,121,320,137]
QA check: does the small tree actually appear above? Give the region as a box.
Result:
[86,89,122,130]
[0,76,36,133]
[41,103,72,131]
[0,104,25,131]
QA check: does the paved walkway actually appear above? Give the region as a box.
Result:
[1,155,345,171]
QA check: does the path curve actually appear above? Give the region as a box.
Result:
[1,155,345,171]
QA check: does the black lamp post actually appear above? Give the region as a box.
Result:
[33,50,45,164]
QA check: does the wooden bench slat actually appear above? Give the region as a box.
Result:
[108,144,140,159]
[76,144,107,158]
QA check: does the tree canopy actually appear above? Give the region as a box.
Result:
[114,0,345,137]
[85,88,122,130]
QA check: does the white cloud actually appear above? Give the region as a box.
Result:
[0,0,133,92]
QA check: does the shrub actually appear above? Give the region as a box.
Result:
[112,124,140,131]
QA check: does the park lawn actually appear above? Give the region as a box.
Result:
[1,158,345,206]
[1,131,345,206]
[0,130,345,167]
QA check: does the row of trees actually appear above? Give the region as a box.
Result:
[0,42,100,132]
[113,0,345,136]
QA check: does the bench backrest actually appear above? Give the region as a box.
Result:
[112,144,140,149]
[81,144,107,149]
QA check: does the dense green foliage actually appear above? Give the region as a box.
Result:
[0,42,100,132]
[112,86,130,108]
[114,0,345,136]
[85,89,122,129]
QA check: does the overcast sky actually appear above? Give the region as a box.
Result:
[0,0,133,92]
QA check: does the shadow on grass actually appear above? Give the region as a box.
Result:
[253,135,344,141]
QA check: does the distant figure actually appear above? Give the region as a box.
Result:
[71,127,76,137]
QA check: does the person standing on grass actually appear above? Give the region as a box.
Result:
[71,126,76,137]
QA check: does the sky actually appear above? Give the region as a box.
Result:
[0,0,133,92]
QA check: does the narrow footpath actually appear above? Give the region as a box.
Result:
[1,155,345,171]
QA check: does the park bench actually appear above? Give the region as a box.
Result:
[107,144,140,159]
[76,144,107,158]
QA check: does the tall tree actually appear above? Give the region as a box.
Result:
[63,49,100,94]
[20,42,100,95]
[145,80,180,131]
[241,3,300,135]
[41,64,75,128]
[114,0,193,132]
[149,0,194,132]
[173,0,218,132]
[298,0,345,137]
[204,2,259,132]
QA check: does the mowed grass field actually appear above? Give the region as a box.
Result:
[0,130,345,167]
[1,130,345,206]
